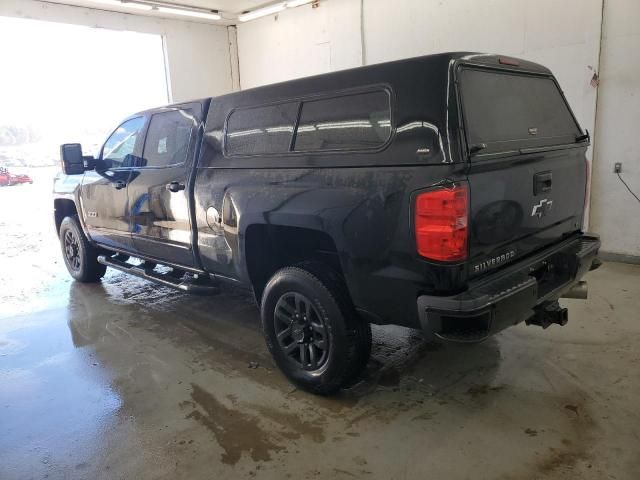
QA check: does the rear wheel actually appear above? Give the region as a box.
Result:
[261,263,371,395]
[59,215,107,282]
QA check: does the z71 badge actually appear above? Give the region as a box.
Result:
[473,250,517,274]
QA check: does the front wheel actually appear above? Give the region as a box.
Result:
[261,264,371,395]
[59,215,107,282]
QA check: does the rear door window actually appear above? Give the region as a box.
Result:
[459,68,580,156]
[293,91,391,151]
[142,110,195,167]
[225,102,299,156]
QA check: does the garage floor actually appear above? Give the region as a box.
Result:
[1,172,639,480]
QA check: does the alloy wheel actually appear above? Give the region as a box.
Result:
[274,292,330,371]
[64,230,81,271]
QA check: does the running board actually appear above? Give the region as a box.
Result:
[98,255,219,295]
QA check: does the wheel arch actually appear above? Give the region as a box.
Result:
[54,198,78,234]
[244,224,345,303]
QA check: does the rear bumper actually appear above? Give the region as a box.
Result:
[417,234,601,342]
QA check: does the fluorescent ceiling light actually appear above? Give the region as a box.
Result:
[157,6,221,20]
[238,3,286,22]
[286,0,313,7]
[94,0,153,10]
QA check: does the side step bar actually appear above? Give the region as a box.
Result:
[98,255,219,295]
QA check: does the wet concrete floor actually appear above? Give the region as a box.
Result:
[1,172,639,479]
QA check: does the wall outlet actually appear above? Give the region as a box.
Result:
[614,162,622,173]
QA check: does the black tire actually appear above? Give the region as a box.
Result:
[299,262,372,387]
[261,263,371,395]
[59,215,107,282]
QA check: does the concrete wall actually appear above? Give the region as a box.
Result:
[0,0,237,103]
[590,0,640,257]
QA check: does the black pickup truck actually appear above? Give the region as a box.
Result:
[54,52,600,394]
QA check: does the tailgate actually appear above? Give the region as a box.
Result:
[457,65,588,277]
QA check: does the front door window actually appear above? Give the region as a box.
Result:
[102,117,145,167]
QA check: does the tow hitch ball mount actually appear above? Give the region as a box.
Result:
[527,301,569,329]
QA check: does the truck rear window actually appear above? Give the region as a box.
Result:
[459,68,580,156]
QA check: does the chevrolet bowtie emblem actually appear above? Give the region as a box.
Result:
[531,199,553,218]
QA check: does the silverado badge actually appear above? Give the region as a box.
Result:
[472,250,517,274]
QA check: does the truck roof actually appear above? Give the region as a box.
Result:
[134,52,551,118]
[229,51,552,97]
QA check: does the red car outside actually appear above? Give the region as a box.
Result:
[0,170,9,186]
[0,168,33,186]
[8,173,33,185]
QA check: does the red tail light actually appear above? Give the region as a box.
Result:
[415,184,469,261]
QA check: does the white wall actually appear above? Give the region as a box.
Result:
[237,0,362,89]
[590,0,640,257]
[0,0,237,103]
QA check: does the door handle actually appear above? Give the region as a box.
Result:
[533,171,552,195]
[166,181,186,193]
[112,180,126,190]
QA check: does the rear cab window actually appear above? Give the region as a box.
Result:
[142,109,196,167]
[458,67,581,158]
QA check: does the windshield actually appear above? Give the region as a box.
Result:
[459,68,581,157]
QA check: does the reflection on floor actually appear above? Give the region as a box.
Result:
[1,262,639,480]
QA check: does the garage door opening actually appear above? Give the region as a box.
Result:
[0,16,169,315]
[0,16,169,169]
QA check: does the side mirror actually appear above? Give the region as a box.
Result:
[60,143,85,175]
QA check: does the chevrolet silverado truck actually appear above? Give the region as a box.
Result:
[54,52,601,394]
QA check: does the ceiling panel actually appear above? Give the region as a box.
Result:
[43,0,282,24]
[152,0,273,14]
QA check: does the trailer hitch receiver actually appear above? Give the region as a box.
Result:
[526,301,568,329]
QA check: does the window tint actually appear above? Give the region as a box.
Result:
[102,116,144,167]
[293,91,391,152]
[226,102,298,155]
[142,110,195,167]
[460,68,580,153]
